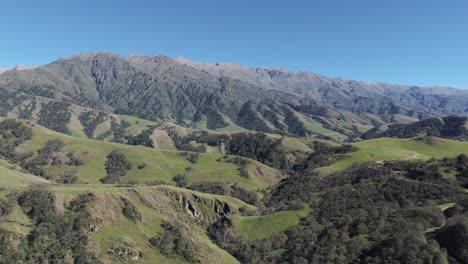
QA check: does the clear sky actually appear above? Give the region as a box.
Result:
[1,0,467,88]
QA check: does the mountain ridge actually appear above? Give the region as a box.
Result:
[0,65,37,74]
[0,52,466,140]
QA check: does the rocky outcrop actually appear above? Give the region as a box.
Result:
[108,238,143,261]
[175,192,232,223]
[132,187,235,225]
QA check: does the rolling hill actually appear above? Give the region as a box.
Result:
[318,136,468,175]
[362,116,468,141]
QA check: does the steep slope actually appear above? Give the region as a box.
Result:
[176,57,468,122]
[2,53,466,142]
[0,172,249,263]
[0,65,36,74]
[0,53,323,137]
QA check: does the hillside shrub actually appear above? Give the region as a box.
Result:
[100,150,132,183]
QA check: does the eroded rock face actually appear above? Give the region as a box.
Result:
[178,195,204,222]
[175,192,232,223]
[132,187,234,225]
[108,238,143,261]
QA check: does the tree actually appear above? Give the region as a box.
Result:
[100,150,132,183]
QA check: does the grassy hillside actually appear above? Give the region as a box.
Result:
[14,122,281,190]
[232,207,310,241]
[84,187,244,264]
[2,116,468,263]
[319,137,468,174]
[362,116,468,141]
[0,163,251,263]
[0,160,50,188]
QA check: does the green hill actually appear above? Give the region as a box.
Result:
[362,116,468,141]
[319,137,468,174]
[10,121,281,190]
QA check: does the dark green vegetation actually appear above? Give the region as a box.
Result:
[0,119,33,161]
[0,115,466,263]
[79,111,107,138]
[150,222,197,262]
[0,53,468,263]
[226,133,291,170]
[363,116,468,141]
[1,189,100,263]
[38,101,72,135]
[208,156,468,263]
[100,150,133,183]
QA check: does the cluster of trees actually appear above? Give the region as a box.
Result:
[100,150,132,183]
[362,116,468,141]
[173,174,189,188]
[0,90,29,117]
[0,189,100,263]
[18,100,37,120]
[208,217,286,263]
[149,222,196,261]
[226,133,290,170]
[167,130,208,153]
[127,127,154,147]
[21,139,84,181]
[292,141,358,174]
[94,117,132,143]
[187,131,229,147]
[208,155,468,263]
[0,121,84,183]
[121,197,141,222]
[435,219,468,263]
[78,111,107,138]
[0,119,33,161]
[109,118,132,143]
[38,101,71,135]
[125,128,296,175]
[0,196,15,222]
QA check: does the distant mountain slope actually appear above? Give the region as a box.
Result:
[362,116,468,141]
[176,57,468,122]
[0,53,467,140]
[0,65,36,74]
[0,53,367,138]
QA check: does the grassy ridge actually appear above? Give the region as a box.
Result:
[73,188,244,263]
[0,170,244,264]
[319,137,468,174]
[232,207,310,241]
[0,160,50,188]
[14,123,277,190]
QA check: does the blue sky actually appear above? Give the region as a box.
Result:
[1,0,467,88]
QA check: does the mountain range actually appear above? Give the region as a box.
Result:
[0,65,36,74]
[0,52,466,140]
